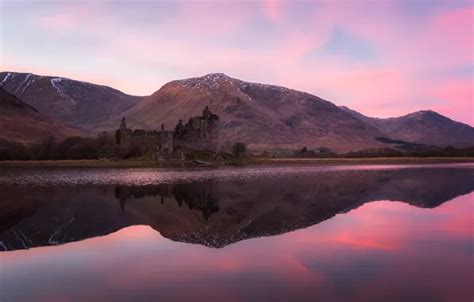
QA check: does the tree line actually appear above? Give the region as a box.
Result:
[0,134,116,161]
[0,135,472,161]
[294,146,474,158]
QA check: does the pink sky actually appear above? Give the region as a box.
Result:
[0,0,473,124]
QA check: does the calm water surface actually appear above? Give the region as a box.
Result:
[0,164,473,302]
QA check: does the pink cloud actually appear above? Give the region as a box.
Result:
[35,3,103,33]
[262,0,283,22]
[38,13,78,31]
[430,6,474,62]
[167,2,253,38]
[431,79,474,124]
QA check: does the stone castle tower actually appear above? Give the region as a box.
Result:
[174,106,220,151]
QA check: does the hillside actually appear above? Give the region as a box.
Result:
[0,88,83,144]
[340,106,474,147]
[0,71,142,128]
[109,73,385,152]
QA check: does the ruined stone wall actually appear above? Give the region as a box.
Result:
[116,118,175,158]
[158,131,174,155]
[115,128,134,158]
[131,130,161,155]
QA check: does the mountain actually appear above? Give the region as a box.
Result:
[108,73,385,152]
[0,88,83,144]
[0,71,142,129]
[340,106,474,147]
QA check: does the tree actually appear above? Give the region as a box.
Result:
[232,142,247,157]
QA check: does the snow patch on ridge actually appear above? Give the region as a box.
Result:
[14,74,31,93]
[51,77,66,98]
[1,72,12,86]
[21,74,38,95]
[174,73,289,98]
[14,73,36,95]
[51,77,76,106]
[176,73,235,90]
[50,77,62,91]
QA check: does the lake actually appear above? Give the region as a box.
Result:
[0,164,473,302]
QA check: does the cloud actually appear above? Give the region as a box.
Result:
[262,0,284,22]
[322,27,376,61]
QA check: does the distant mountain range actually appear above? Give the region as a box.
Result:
[1,71,473,151]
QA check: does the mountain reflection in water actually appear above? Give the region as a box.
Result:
[0,165,472,250]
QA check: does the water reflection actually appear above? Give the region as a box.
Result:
[115,182,220,221]
[0,165,473,250]
[1,194,472,302]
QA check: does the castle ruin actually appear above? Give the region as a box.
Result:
[115,106,219,159]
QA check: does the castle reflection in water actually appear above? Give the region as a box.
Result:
[115,182,219,221]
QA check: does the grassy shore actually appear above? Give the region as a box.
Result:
[0,157,473,168]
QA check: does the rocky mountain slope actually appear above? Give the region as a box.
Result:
[340,106,474,147]
[0,71,142,129]
[0,88,83,144]
[109,73,385,152]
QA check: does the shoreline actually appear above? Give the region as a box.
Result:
[0,157,473,168]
